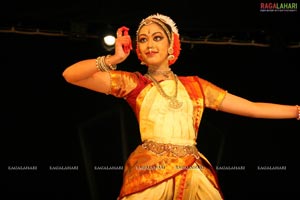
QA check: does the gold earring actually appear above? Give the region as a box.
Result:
[168,55,175,60]
[168,47,174,55]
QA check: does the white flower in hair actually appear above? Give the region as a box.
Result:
[146,13,179,35]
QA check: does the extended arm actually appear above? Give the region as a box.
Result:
[219,92,299,120]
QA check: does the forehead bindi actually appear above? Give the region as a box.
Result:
[139,23,164,36]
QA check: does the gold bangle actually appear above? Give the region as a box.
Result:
[105,55,117,70]
[95,56,101,71]
[96,56,110,71]
[296,105,300,120]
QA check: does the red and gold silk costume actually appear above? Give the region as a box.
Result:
[109,71,227,200]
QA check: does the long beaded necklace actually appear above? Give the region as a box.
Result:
[145,72,183,109]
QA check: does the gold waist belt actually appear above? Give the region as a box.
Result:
[142,140,200,159]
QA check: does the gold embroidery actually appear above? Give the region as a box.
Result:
[142,141,200,159]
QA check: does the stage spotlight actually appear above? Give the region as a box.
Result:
[104,35,115,46]
[102,34,116,51]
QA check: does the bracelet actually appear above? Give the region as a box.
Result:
[105,55,117,70]
[95,55,117,72]
[96,56,107,71]
[296,105,300,120]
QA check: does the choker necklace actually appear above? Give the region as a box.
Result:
[145,73,183,109]
[147,69,172,79]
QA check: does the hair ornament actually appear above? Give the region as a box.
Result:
[136,13,181,66]
[139,13,179,35]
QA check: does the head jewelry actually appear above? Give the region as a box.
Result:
[136,13,181,66]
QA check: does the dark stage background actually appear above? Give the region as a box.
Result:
[2,1,300,200]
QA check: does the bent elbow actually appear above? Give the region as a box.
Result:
[62,69,76,83]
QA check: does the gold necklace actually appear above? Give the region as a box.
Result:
[147,69,172,79]
[145,73,183,109]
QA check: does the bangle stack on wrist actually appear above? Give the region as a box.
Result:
[296,105,300,120]
[95,55,117,71]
